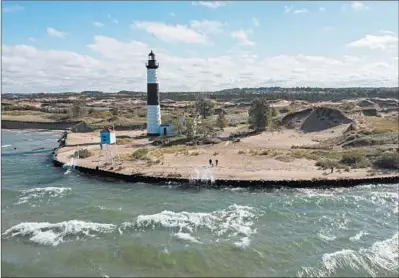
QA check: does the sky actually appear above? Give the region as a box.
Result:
[2,1,398,93]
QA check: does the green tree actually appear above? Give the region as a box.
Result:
[197,119,215,138]
[194,97,215,119]
[172,118,184,136]
[216,113,228,129]
[271,106,278,118]
[248,97,272,131]
[111,107,119,116]
[184,116,196,139]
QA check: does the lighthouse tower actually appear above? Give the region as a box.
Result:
[146,50,161,136]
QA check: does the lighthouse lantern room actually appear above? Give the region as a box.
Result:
[146,50,162,136]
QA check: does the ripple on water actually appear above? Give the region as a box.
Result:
[2,130,399,277]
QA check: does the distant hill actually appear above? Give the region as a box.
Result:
[2,87,398,103]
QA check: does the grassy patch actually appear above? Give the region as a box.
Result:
[156,145,196,155]
[116,138,136,145]
[339,151,370,168]
[360,116,398,134]
[119,145,197,162]
[315,159,341,170]
[2,110,62,122]
[132,148,150,160]
[291,148,379,169]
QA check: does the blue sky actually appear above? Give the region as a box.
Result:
[2,1,398,93]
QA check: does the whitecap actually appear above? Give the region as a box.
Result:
[2,144,11,148]
[16,187,71,205]
[233,236,251,249]
[174,232,202,244]
[121,204,260,244]
[318,232,337,242]
[2,220,116,246]
[350,231,369,242]
[298,232,399,277]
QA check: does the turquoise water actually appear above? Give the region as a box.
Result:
[1,130,398,277]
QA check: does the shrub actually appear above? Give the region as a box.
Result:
[216,113,228,129]
[75,148,94,158]
[339,151,369,168]
[132,148,149,160]
[315,159,339,170]
[372,152,399,170]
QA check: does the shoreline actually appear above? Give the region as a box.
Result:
[52,138,399,188]
[51,156,398,188]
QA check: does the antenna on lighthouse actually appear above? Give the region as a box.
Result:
[146,50,161,136]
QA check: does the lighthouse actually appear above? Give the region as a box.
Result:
[146,50,161,136]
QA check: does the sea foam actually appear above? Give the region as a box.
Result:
[16,187,71,205]
[298,232,399,277]
[2,220,116,246]
[3,204,260,248]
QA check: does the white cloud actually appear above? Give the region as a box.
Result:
[86,36,149,61]
[293,8,309,14]
[169,12,176,17]
[284,5,294,14]
[47,27,66,38]
[192,1,226,9]
[350,1,370,11]
[132,21,210,44]
[107,14,119,24]
[3,4,25,13]
[252,17,260,27]
[343,1,370,12]
[28,37,37,42]
[92,21,104,27]
[2,36,398,93]
[189,20,225,34]
[319,7,326,12]
[379,30,395,35]
[347,34,398,50]
[284,5,309,15]
[230,29,255,46]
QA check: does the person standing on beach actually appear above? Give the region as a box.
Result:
[209,159,212,167]
[216,159,218,167]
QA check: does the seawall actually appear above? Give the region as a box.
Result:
[52,158,399,189]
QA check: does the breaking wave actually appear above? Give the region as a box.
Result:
[2,220,116,246]
[2,204,260,247]
[121,204,259,243]
[15,187,71,205]
[350,231,369,242]
[298,232,399,277]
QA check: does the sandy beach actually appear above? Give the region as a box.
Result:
[55,125,397,181]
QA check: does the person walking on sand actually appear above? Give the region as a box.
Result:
[216,159,219,167]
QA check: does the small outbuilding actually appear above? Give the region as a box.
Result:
[159,124,175,137]
[100,126,116,145]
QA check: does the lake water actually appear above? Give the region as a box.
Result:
[1,130,398,277]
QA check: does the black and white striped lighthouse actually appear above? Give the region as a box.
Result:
[146,50,161,136]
